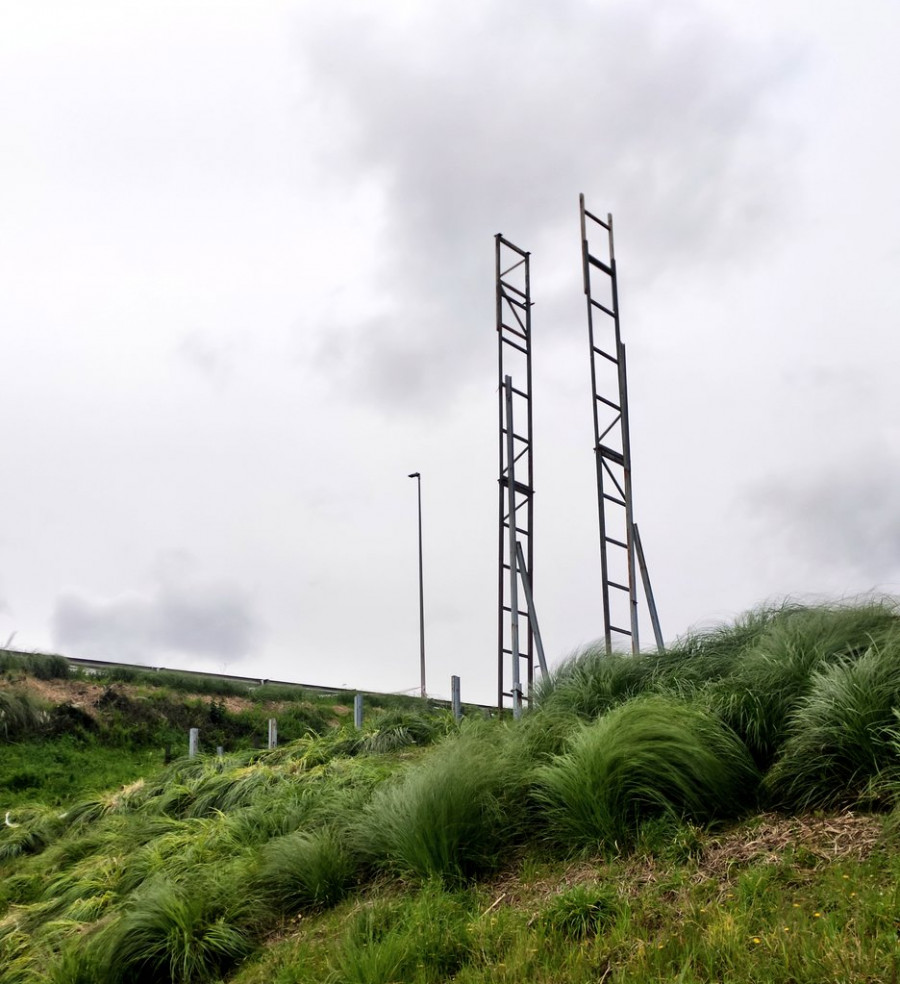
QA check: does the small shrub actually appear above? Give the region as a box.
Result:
[26,653,71,681]
[107,666,138,684]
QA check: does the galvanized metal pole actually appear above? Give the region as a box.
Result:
[504,375,522,719]
[633,523,664,651]
[451,675,461,722]
[408,472,426,698]
[515,540,548,677]
[354,694,363,729]
[188,728,199,759]
[267,718,277,750]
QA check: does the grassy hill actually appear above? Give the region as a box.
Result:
[4,601,900,982]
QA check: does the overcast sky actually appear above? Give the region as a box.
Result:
[2,0,899,704]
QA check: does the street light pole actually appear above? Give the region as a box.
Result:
[408,472,426,698]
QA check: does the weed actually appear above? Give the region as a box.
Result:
[329,882,475,984]
[538,882,618,939]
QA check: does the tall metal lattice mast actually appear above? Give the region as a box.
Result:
[580,195,663,655]
[496,235,545,714]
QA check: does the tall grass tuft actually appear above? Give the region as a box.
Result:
[255,827,356,913]
[766,640,900,810]
[357,725,527,883]
[708,601,900,766]
[538,882,619,939]
[533,647,654,720]
[534,695,759,854]
[97,876,253,984]
[328,882,475,984]
[46,943,106,984]
[649,604,795,694]
[0,806,66,861]
[356,709,446,755]
[0,691,48,741]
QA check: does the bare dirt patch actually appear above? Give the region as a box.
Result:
[0,675,257,716]
[485,812,887,915]
[698,811,884,879]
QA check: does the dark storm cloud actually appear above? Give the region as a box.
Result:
[295,0,800,410]
[52,575,261,663]
[748,459,900,580]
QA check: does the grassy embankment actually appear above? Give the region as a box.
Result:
[0,652,430,808]
[4,601,900,982]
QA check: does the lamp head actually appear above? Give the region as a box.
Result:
[408,472,420,479]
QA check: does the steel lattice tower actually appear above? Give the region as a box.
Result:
[496,235,545,714]
[579,195,663,654]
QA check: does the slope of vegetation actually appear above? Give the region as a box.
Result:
[4,600,900,982]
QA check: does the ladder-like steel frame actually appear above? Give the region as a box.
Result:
[580,195,663,655]
[496,235,536,712]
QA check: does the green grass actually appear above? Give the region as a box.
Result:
[357,722,532,883]
[95,874,255,983]
[0,737,165,808]
[254,827,357,913]
[537,882,619,939]
[6,599,900,983]
[534,696,760,853]
[766,639,900,810]
[229,831,900,984]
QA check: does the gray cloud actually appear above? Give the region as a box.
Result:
[294,0,800,411]
[176,331,232,378]
[52,569,262,664]
[747,456,900,581]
